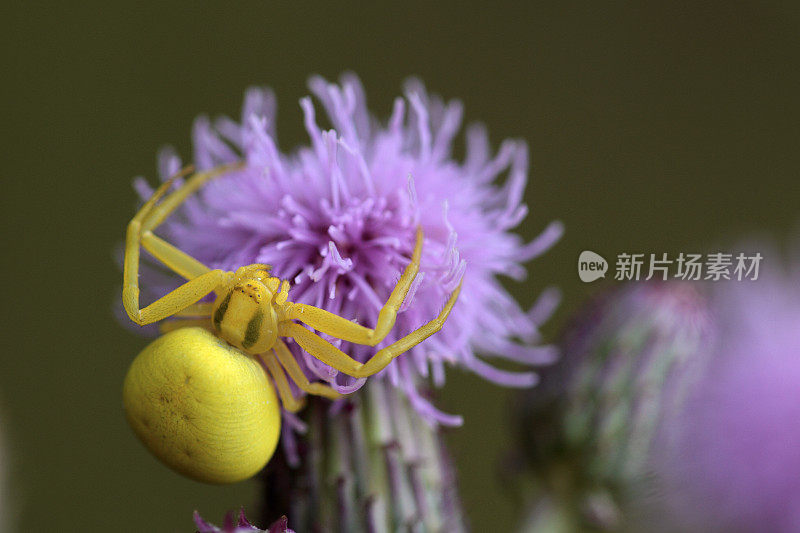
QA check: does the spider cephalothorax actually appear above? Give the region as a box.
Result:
[210,267,286,354]
[122,164,462,483]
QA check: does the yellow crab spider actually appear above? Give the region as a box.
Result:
[122,164,462,484]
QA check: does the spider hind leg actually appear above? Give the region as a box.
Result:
[259,352,306,413]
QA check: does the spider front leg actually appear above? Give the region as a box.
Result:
[158,317,214,334]
[174,302,215,317]
[157,303,216,333]
[280,281,461,378]
[125,270,230,326]
[282,226,424,346]
[123,165,238,325]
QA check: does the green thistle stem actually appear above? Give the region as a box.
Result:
[260,380,465,532]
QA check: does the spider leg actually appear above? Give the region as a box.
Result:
[273,339,342,400]
[159,318,214,334]
[258,352,306,413]
[123,164,241,325]
[139,162,243,234]
[282,227,424,346]
[279,280,461,379]
[126,270,230,326]
[136,163,242,281]
[140,232,214,281]
[174,302,215,317]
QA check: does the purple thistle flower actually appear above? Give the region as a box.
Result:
[649,253,800,532]
[518,244,800,532]
[136,73,561,427]
[194,509,294,533]
[517,281,712,531]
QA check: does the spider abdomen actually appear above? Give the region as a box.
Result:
[122,327,281,483]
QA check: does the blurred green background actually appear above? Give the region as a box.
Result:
[2,2,798,531]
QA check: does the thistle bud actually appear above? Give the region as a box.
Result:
[517,282,712,531]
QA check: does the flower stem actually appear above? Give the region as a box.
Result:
[259,379,466,532]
